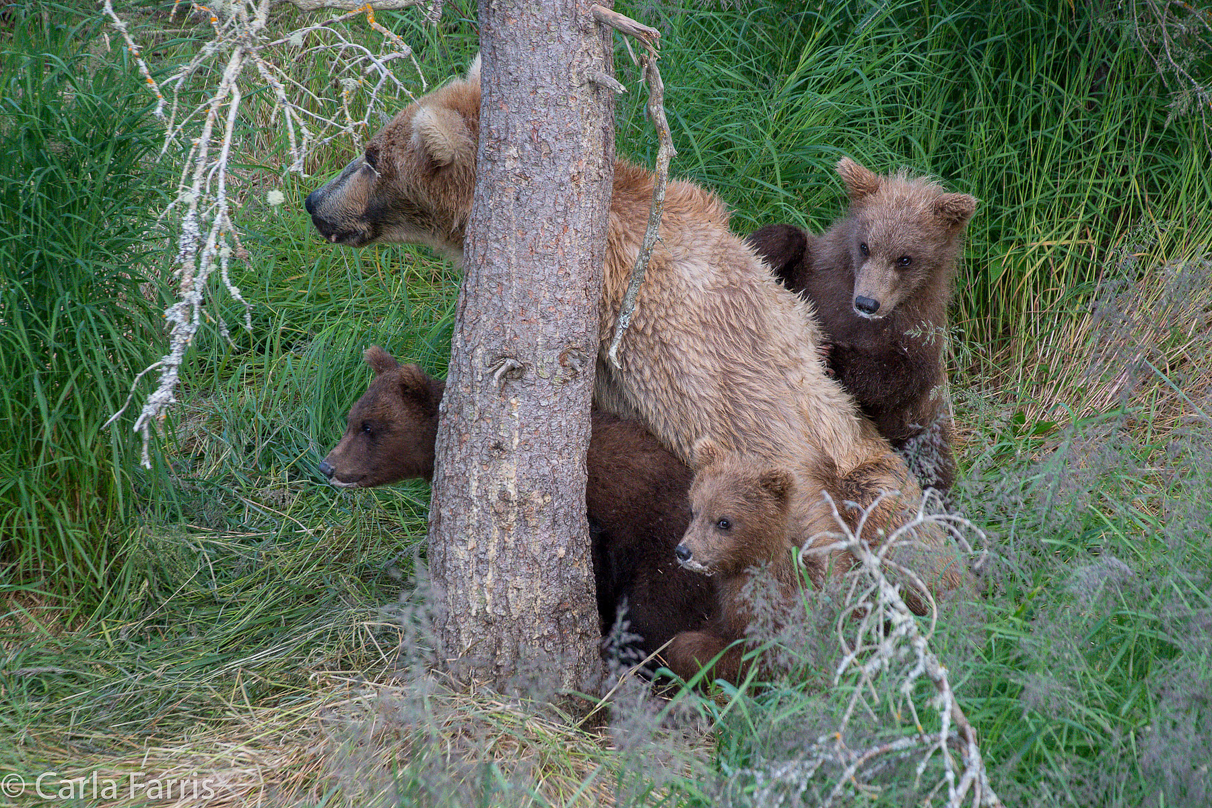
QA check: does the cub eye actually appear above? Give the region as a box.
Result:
[360,421,374,435]
[897,255,912,267]
[715,518,732,531]
[859,242,869,257]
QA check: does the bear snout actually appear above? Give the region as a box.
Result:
[854,295,881,316]
[675,544,692,562]
[318,459,335,479]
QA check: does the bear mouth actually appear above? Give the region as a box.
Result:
[328,476,364,489]
[309,215,375,248]
[321,227,373,248]
[676,557,712,575]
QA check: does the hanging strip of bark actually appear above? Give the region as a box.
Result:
[590,5,677,370]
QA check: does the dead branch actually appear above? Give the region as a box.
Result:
[693,489,999,804]
[799,492,1004,808]
[105,1,431,467]
[590,5,678,370]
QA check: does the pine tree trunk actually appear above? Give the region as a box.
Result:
[427,1,615,702]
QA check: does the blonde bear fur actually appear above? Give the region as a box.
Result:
[304,58,935,530]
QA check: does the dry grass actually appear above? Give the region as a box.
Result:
[12,665,710,807]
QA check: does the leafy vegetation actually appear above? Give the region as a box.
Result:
[0,7,175,617]
[1,0,1209,806]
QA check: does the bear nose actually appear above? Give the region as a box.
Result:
[674,544,692,562]
[854,296,880,315]
[304,190,318,216]
[318,459,335,479]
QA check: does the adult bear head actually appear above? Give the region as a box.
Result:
[304,57,481,259]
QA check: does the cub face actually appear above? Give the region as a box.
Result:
[304,58,482,258]
[674,441,794,577]
[319,347,444,488]
[836,157,977,320]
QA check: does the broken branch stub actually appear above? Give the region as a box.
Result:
[590,5,677,370]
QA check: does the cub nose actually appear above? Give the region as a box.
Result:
[318,459,335,479]
[854,295,880,315]
[674,544,692,562]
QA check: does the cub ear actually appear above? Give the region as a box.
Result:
[466,53,481,85]
[412,106,474,167]
[837,157,880,202]
[758,469,794,502]
[398,364,442,417]
[364,346,400,375]
[691,438,724,471]
[747,224,809,285]
[933,192,978,228]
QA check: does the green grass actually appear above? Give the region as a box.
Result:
[0,6,178,619]
[1,0,1210,806]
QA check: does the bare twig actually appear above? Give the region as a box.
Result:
[101,0,165,119]
[795,493,1004,808]
[590,5,678,370]
[1124,0,1212,137]
[105,1,432,467]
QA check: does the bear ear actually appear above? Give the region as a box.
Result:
[691,438,724,470]
[837,157,880,202]
[747,224,809,285]
[758,469,794,503]
[466,53,481,85]
[933,192,977,229]
[412,106,474,167]
[398,364,442,417]
[364,346,400,375]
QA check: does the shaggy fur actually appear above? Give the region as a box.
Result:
[319,347,716,663]
[665,440,967,685]
[304,59,925,514]
[747,158,977,492]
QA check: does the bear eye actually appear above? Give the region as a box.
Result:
[897,255,912,267]
[360,421,375,436]
[859,242,869,257]
[715,518,732,531]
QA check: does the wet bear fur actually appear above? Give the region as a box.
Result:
[320,347,717,666]
[664,441,968,685]
[304,58,938,532]
[747,158,978,493]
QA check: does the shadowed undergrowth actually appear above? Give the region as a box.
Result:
[1,0,1210,806]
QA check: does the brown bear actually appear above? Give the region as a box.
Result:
[319,346,717,667]
[303,58,934,527]
[747,158,978,493]
[663,441,966,686]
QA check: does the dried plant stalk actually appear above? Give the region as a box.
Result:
[103,0,429,466]
[590,5,678,370]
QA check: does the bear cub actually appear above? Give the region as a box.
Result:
[663,445,846,685]
[665,441,968,686]
[320,346,717,669]
[748,158,977,493]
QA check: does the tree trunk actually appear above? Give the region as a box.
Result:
[427,1,616,702]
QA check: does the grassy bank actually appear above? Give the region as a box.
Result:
[1,1,1209,805]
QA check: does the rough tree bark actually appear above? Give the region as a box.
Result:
[427,1,616,701]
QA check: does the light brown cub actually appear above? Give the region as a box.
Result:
[747,159,978,492]
[665,441,967,685]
